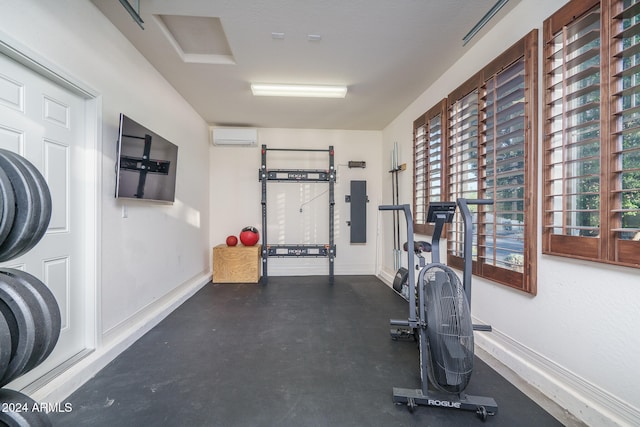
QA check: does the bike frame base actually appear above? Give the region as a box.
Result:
[393,387,498,414]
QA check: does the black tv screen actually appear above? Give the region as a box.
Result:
[115,114,178,203]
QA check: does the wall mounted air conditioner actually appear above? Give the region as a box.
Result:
[211,127,258,146]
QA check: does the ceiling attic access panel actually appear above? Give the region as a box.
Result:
[155,14,235,64]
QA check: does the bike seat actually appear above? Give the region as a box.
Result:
[402,241,432,253]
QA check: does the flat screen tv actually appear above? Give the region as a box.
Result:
[115,114,178,203]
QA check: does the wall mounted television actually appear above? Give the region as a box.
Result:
[115,113,178,203]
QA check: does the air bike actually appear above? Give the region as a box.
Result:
[379,199,497,421]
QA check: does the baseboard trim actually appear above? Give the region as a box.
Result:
[378,268,395,287]
[474,322,639,427]
[27,271,211,404]
[266,265,376,276]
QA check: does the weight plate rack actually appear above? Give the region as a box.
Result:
[259,145,336,284]
[0,149,59,426]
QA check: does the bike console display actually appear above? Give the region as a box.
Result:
[426,201,456,224]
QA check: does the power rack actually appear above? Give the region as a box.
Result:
[259,145,336,284]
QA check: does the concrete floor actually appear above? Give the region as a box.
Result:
[51,276,566,426]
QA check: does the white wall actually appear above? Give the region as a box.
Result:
[381,1,640,426]
[210,128,382,276]
[0,0,211,399]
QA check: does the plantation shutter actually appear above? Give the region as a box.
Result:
[448,86,480,269]
[427,111,445,205]
[414,114,428,233]
[481,57,528,286]
[447,32,537,293]
[543,2,603,258]
[611,0,640,264]
[544,0,640,267]
[414,100,447,235]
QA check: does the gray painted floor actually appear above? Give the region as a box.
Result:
[51,276,564,426]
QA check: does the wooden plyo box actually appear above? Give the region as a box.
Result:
[212,244,261,283]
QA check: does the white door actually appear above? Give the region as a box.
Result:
[0,53,89,384]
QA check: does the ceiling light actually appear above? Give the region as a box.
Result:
[250,84,347,98]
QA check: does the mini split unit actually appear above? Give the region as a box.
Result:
[211,127,258,146]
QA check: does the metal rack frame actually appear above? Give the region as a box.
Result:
[259,145,336,284]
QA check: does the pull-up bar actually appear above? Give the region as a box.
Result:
[263,147,333,152]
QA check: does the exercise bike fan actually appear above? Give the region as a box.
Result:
[423,264,474,394]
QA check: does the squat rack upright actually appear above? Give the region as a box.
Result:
[259,145,336,284]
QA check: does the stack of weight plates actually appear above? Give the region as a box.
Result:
[0,149,58,427]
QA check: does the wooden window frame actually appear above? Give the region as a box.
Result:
[542,0,640,267]
[446,30,539,294]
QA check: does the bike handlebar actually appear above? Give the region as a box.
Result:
[458,198,493,206]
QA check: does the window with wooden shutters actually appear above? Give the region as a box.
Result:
[447,31,538,294]
[543,0,640,267]
[413,100,447,235]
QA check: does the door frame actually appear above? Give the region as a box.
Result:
[0,31,102,385]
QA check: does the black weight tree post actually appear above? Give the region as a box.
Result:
[259,145,336,284]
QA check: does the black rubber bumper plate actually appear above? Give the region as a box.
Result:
[0,165,16,249]
[2,150,51,255]
[0,149,39,262]
[0,268,60,369]
[0,310,12,383]
[0,388,52,426]
[0,275,37,387]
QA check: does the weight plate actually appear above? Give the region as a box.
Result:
[0,268,60,368]
[0,166,16,248]
[0,299,18,361]
[0,173,3,238]
[0,275,37,387]
[0,150,38,262]
[0,310,12,382]
[0,273,49,377]
[0,150,43,260]
[0,388,53,427]
[2,150,52,254]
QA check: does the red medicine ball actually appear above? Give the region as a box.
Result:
[239,226,259,246]
[226,235,238,246]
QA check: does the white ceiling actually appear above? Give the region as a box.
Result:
[91,0,516,130]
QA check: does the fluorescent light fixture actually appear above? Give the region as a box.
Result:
[462,0,510,46]
[250,83,347,98]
